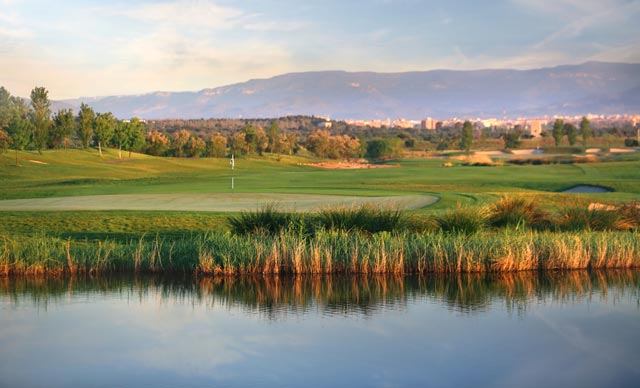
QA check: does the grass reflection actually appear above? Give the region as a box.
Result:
[1,271,638,317]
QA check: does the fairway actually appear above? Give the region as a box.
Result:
[0,193,438,212]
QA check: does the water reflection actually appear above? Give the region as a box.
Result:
[2,270,638,318]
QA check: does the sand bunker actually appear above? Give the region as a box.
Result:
[304,162,397,169]
[0,193,439,212]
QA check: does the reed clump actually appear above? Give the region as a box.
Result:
[489,196,552,230]
[435,205,488,235]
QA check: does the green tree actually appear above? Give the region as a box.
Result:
[580,117,591,150]
[30,86,52,154]
[123,117,145,158]
[502,129,521,150]
[112,121,128,159]
[0,87,13,130]
[94,112,116,156]
[366,138,402,160]
[7,113,33,166]
[460,120,473,153]
[52,109,75,149]
[564,123,578,146]
[552,119,564,147]
[267,121,280,154]
[77,103,95,149]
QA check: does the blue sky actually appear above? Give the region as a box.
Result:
[1,0,639,98]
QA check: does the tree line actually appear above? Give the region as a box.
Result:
[0,86,145,165]
[2,85,628,164]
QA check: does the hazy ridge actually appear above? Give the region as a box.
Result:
[55,61,640,120]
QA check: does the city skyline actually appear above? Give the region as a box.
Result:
[1,0,639,99]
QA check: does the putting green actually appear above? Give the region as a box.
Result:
[0,193,438,212]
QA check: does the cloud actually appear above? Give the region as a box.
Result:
[99,0,243,30]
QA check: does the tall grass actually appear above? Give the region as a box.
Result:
[2,230,639,276]
[435,205,488,234]
[489,196,551,230]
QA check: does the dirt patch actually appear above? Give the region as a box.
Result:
[451,154,497,166]
[28,160,49,165]
[305,162,397,169]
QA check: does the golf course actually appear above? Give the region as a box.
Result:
[1,147,639,275]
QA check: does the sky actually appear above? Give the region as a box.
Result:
[1,0,639,99]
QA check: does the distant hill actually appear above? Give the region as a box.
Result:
[55,62,640,120]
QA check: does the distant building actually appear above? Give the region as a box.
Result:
[421,117,436,130]
[526,119,544,137]
[317,121,332,129]
[393,118,419,129]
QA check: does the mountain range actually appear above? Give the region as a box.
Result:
[55,61,640,120]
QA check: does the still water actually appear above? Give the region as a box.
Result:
[1,272,639,388]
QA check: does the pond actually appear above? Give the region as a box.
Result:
[1,272,639,388]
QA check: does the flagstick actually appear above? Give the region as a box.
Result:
[230,154,235,193]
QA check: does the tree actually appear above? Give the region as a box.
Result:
[0,129,10,153]
[502,130,521,150]
[30,86,51,154]
[460,120,473,153]
[112,121,128,159]
[580,117,591,150]
[77,103,95,149]
[123,117,145,158]
[144,130,170,156]
[564,123,578,146]
[0,87,13,130]
[93,112,116,156]
[254,126,268,155]
[552,119,564,147]
[171,129,190,157]
[306,130,331,157]
[230,132,249,155]
[52,109,75,149]
[7,114,33,166]
[366,138,402,160]
[267,121,280,154]
[185,136,206,157]
[206,133,227,157]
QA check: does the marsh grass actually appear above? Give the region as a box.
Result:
[317,205,402,233]
[489,196,552,230]
[558,204,632,231]
[2,230,638,276]
[435,205,488,234]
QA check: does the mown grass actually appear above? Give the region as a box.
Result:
[2,149,640,211]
